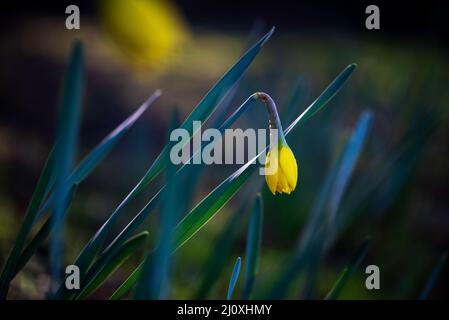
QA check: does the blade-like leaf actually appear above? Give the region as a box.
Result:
[328,111,373,224]
[70,91,162,186]
[110,266,141,300]
[15,90,161,288]
[284,64,356,135]
[135,111,182,300]
[174,64,358,252]
[0,147,55,298]
[268,110,373,299]
[13,184,79,279]
[337,111,436,234]
[227,257,242,300]
[242,194,263,299]
[36,90,162,221]
[76,231,149,300]
[50,40,84,293]
[82,96,257,297]
[136,27,275,192]
[108,64,358,298]
[195,83,297,299]
[301,110,373,251]
[418,252,447,300]
[69,192,162,300]
[325,237,371,300]
[282,77,308,124]
[69,29,275,287]
[181,22,270,211]
[195,179,264,299]
[195,208,244,299]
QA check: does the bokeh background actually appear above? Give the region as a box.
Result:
[0,0,448,299]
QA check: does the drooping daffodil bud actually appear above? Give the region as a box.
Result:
[254,92,298,195]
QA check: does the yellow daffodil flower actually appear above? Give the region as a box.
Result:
[265,143,298,194]
[254,92,298,195]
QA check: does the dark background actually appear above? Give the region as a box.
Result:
[1,0,448,42]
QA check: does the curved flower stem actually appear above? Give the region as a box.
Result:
[252,92,286,145]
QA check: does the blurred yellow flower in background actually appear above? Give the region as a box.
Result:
[99,0,189,68]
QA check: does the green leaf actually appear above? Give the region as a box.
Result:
[337,110,436,233]
[15,90,161,289]
[284,64,356,135]
[325,237,371,300]
[35,90,161,222]
[84,95,257,299]
[13,219,52,278]
[268,109,372,299]
[242,194,263,299]
[195,208,244,299]
[69,28,275,287]
[174,171,255,251]
[227,257,242,300]
[68,192,162,300]
[70,91,162,186]
[0,148,56,298]
[419,252,447,300]
[302,110,373,250]
[108,63,358,298]
[50,40,84,293]
[136,27,275,192]
[282,77,308,124]
[110,265,141,300]
[194,180,264,299]
[12,184,79,279]
[173,64,358,252]
[180,23,269,211]
[135,111,182,300]
[76,231,149,300]
[191,84,298,298]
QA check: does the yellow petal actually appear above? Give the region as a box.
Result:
[265,144,298,195]
[265,172,278,195]
[279,146,298,191]
[264,151,278,194]
[277,168,290,193]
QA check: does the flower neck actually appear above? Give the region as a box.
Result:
[253,92,287,145]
